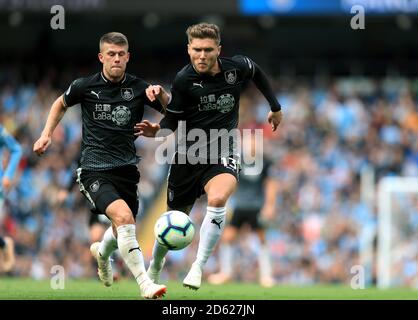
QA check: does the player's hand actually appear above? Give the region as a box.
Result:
[146,85,170,108]
[33,136,51,156]
[146,85,164,102]
[267,110,282,132]
[2,177,12,192]
[134,120,161,137]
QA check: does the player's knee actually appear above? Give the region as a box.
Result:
[207,194,228,207]
[111,212,135,226]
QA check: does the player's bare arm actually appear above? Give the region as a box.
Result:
[247,61,283,131]
[33,95,67,156]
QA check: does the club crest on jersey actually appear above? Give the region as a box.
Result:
[224,69,237,85]
[121,88,134,101]
[90,180,100,193]
[112,105,131,126]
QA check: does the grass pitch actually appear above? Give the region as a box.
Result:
[0,277,417,300]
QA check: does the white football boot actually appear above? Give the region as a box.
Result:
[183,262,202,290]
[140,278,167,299]
[147,258,166,284]
[90,242,113,287]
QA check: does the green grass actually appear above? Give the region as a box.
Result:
[0,278,417,300]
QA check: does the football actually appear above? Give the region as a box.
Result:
[154,210,195,250]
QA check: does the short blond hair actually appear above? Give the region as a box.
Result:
[99,32,129,51]
[186,23,221,45]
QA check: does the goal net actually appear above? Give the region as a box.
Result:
[377,176,418,288]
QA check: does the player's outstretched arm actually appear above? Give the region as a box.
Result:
[33,95,67,156]
[250,61,283,131]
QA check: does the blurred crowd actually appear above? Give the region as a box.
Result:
[1,67,417,288]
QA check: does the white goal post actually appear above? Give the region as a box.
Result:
[377,176,418,289]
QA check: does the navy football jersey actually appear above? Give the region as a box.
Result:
[63,72,164,170]
[165,55,256,160]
